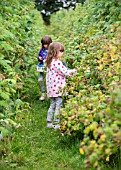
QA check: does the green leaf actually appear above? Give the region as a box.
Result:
[84,73,91,78]
[15,99,23,106]
[0,113,5,118]
[0,41,14,51]
[0,100,8,108]
[0,126,8,137]
[0,29,15,40]
[7,118,17,127]
[95,84,101,88]
[0,59,12,69]
[1,91,10,100]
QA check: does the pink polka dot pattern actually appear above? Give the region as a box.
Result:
[46,59,75,97]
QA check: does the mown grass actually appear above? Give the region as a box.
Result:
[1,99,120,170]
[0,100,84,170]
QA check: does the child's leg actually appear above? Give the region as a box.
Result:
[38,72,46,100]
[54,97,63,123]
[47,98,56,123]
[38,72,45,93]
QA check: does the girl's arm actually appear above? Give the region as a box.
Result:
[38,49,47,62]
[55,60,77,77]
[38,49,43,61]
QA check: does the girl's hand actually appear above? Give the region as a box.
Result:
[73,69,77,73]
[70,69,77,76]
[39,57,42,60]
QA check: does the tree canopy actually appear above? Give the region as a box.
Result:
[35,0,85,25]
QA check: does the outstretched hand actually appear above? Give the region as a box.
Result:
[70,69,78,76]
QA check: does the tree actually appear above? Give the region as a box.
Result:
[35,0,85,25]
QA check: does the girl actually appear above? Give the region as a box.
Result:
[46,42,77,129]
[37,35,52,100]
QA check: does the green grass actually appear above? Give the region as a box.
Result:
[0,100,84,170]
[0,99,120,170]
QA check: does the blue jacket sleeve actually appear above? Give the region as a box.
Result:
[38,49,42,62]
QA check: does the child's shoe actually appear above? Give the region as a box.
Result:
[47,122,53,128]
[39,93,46,101]
[53,124,60,130]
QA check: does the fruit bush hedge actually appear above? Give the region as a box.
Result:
[50,0,121,169]
[0,0,47,137]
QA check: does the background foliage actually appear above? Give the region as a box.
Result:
[0,0,48,139]
[49,0,121,169]
[35,0,85,25]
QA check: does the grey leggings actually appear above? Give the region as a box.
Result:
[47,97,63,123]
[38,72,45,93]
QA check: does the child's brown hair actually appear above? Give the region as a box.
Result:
[41,35,52,48]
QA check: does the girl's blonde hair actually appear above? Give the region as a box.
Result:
[46,42,64,68]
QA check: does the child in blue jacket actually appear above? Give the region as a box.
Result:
[37,35,52,100]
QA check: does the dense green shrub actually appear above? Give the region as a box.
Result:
[0,0,47,137]
[49,1,121,169]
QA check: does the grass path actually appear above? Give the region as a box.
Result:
[1,100,83,170]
